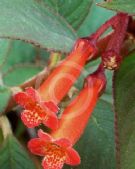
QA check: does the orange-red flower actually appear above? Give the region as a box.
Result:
[38,38,96,104]
[28,66,106,169]
[14,87,59,129]
[28,129,80,169]
[51,65,106,144]
[14,38,95,130]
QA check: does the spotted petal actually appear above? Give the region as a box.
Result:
[66,147,80,165]
[42,155,64,169]
[28,138,47,156]
[38,129,52,141]
[21,110,42,128]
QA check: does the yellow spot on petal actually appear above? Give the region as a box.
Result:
[43,143,66,169]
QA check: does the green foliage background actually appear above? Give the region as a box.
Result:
[0,0,134,169]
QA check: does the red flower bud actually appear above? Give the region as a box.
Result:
[51,65,106,145]
[38,38,96,104]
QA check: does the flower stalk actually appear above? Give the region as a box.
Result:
[0,115,12,139]
[101,13,129,70]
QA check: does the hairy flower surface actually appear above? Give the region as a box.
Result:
[38,38,96,104]
[14,87,59,129]
[52,65,106,144]
[28,129,80,169]
[28,66,106,169]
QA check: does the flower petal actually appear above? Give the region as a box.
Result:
[42,156,64,169]
[14,92,35,109]
[42,101,59,113]
[25,87,40,102]
[66,147,80,165]
[54,138,72,148]
[28,138,47,156]
[38,129,52,142]
[21,110,41,128]
[44,114,58,130]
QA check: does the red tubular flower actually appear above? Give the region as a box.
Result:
[14,87,59,129]
[51,65,106,144]
[14,38,96,130]
[28,129,80,169]
[38,38,96,104]
[28,65,106,169]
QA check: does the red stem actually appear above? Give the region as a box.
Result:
[90,14,118,42]
[106,13,129,54]
[100,13,129,70]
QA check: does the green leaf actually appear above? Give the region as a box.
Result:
[43,0,93,30]
[78,0,115,37]
[0,39,11,67]
[0,0,76,53]
[98,0,135,14]
[1,41,36,73]
[1,40,49,73]
[3,65,42,86]
[0,135,36,169]
[64,99,116,169]
[113,52,135,169]
[0,86,12,113]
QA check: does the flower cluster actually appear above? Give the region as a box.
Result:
[14,13,129,169]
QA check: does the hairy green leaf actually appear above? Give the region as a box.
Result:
[43,0,93,30]
[98,0,135,14]
[113,52,135,169]
[0,0,76,53]
[3,65,42,86]
[78,0,115,37]
[0,86,11,113]
[0,40,11,67]
[0,135,36,169]
[1,41,36,73]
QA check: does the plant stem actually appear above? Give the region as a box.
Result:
[101,13,129,70]
[0,115,12,139]
[106,13,129,54]
[90,14,118,41]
